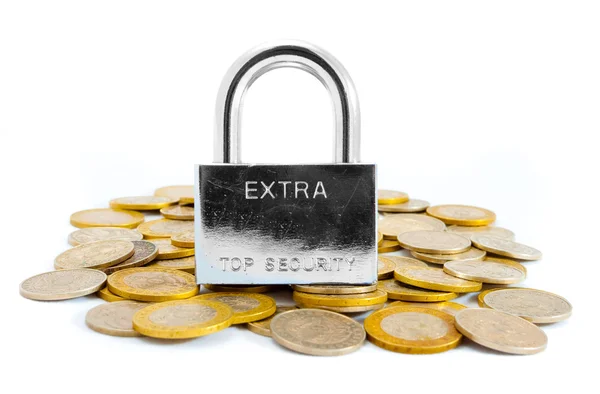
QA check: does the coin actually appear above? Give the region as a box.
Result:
[179,197,195,205]
[70,208,145,229]
[68,227,143,246]
[132,299,234,339]
[377,256,397,279]
[107,267,198,302]
[97,286,126,302]
[292,283,377,295]
[447,225,515,240]
[479,288,572,323]
[204,284,277,293]
[364,306,462,354]
[470,235,542,260]
[394,266,482,292]
[382,255,428,270]
[426,204,496,226]
[411,248,486,264]
[387,301,466,316]
[454,308,547,355]
[377,231,383,246]
[443,258,526,284]
[247,306,297,337]
[397,231,471,255]
[137,219,195,239]
[86,301,148,337]
[103,240,159,274]
[109,196,178,211]
[378,190,409,205]
[149,256,195,274]
[296,303,385,313]
[54,240,135,270]
[148,238,195,260]
[160,205,194,220]
[171,231,194,248]
[154,185,194,202]
[377,199,430,213]
[378,240,402,253]
[270,309,365,356]
[20,269,107,301]
[379,214,446,240]
[193,293,276,324]
[293,289,387,307]
[377,279,458,302]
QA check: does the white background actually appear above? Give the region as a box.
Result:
[1,1,598,393]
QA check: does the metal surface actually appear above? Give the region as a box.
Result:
[214,40,360,164]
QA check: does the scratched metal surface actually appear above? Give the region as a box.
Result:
[194,164,377,284]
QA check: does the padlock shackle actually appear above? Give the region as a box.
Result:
[214,41,361,164]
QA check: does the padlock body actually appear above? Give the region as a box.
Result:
[194,164,377,284]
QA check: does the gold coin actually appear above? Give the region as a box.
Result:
[103,240,159,275]
[397,230,471,255]
[382,255,428,270]
[107,267,198,302]
[387,300,467,316]
[378,189,409,205]
[411,248,486,264]
[270,309,365,356]
[377,279,457,302]
[54,240,135,270]
[470,235,542,260]
[137,219,194,239]
[378,214,445,240]
[293,289,387,307]
[149,256,195,274]
[97,286,126,302]
[443,258,526,284]
[377,231,383,246]
[179,197,195,205]
[247,306,298,337]
[193,293,276,324]
[377,199,430,213]
[292,283,377,295]
[70,208,145,229]
[297,303,385,313]
[377,256,397,279]
[204,284,277,293]
[68,227,143,246]
[133,299,233,339]
[478,288,572,323]
[364,306,462,354]
[154,185,194,202]
[160,205,194,220]
[148,238,195,260]
[109,196,178,211]
[447,225,515,240]
[378,240,402,253]
[426,204,496,226]
[454,308,547,354]
[394,266,482,293]
[171,231,194,248]
[86,301,148,337]
[20,269,107,301]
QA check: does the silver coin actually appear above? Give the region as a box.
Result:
[68,227,143,246]
[454,308,548,355]
[20,269,107,301]
[86,301,148,337]
[482,288,572,323]
[397,231,471,254]
[443,259,526,284]
[471,235,542,260]
[447,225,515,241]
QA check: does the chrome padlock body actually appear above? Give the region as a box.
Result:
[195,41,377,285]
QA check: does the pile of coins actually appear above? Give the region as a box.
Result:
[19,185,572,356]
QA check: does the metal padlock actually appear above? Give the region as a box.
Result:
[194,41,376,285]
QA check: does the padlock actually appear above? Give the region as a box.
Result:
[194,41,376,285]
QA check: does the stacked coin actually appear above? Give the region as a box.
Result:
[17,185,571,357]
